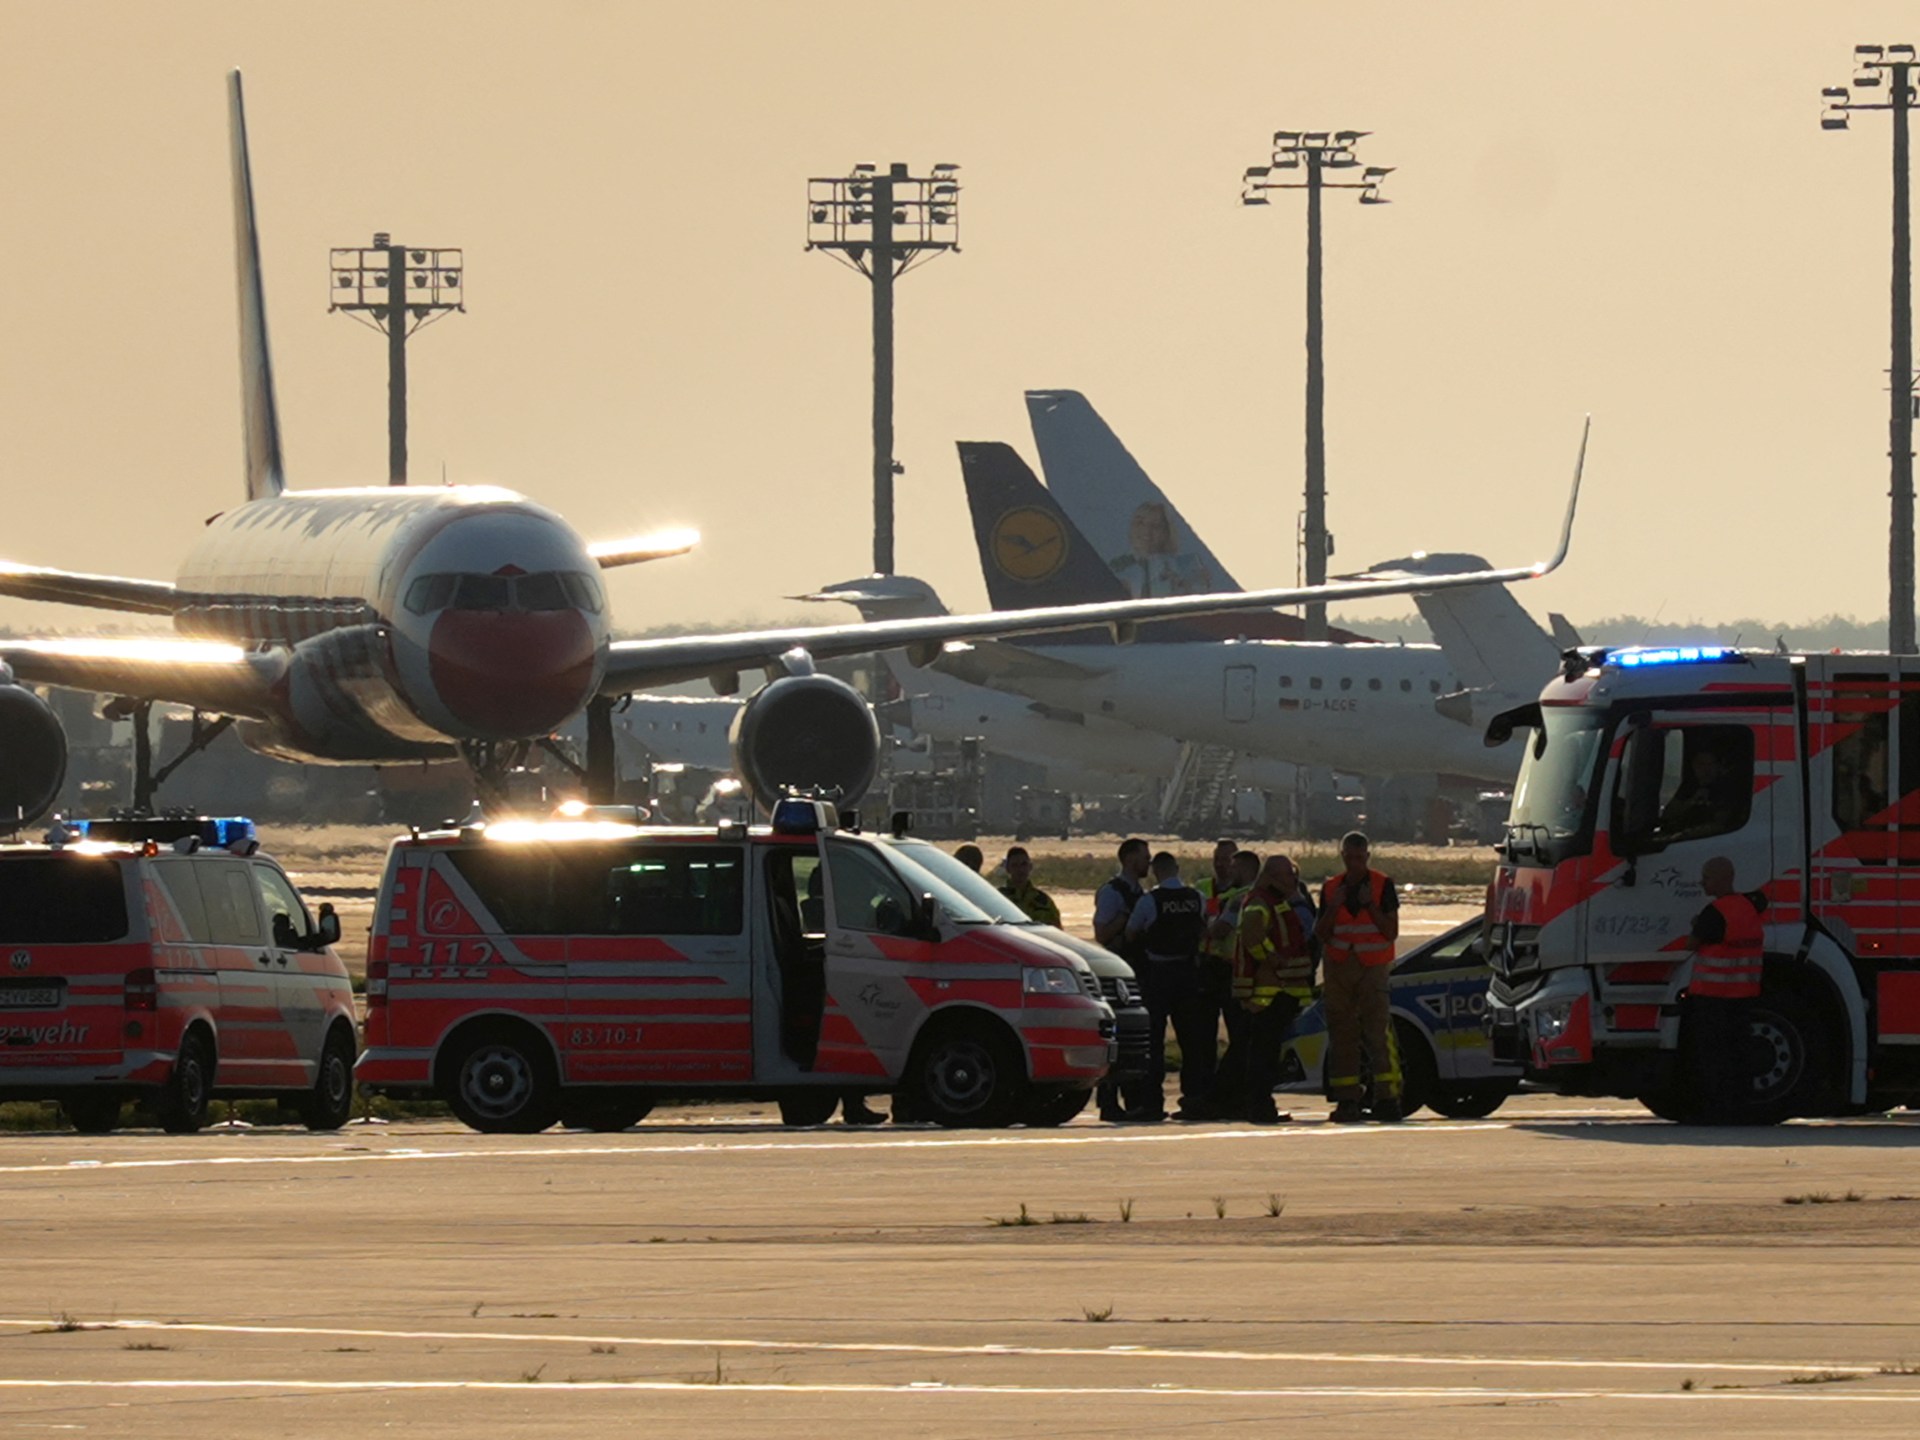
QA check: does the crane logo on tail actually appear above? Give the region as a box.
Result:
[990,507,1068,583]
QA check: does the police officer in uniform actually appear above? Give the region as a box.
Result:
[1126,851,1216,1121]
[1092,837,1152,1120]
[1681,855,1767,1119]
[1314,831,1401,1123]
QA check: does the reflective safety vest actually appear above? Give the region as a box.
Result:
[1320,870,1395,966]
[1692,892,1764,999]
[1202,878,1246,960]
[1235,888,1313,1003]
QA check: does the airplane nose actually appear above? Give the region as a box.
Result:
[428,610,599,738]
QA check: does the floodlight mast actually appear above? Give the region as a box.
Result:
[1243,132,1390,641]
[329,234,465,485]
[1823,44,1918,652]
[806,164,961,574]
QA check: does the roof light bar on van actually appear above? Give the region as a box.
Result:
[1610,646,1741,669]
[70,816,257,849]
[772,798,835,835]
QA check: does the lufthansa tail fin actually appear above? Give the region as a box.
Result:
[228,70,285,501]
[1025,389,1242,594]
[957,442,1133,611]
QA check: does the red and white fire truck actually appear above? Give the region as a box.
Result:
[356,799,1116,1132]
[1486,645,1920,1122]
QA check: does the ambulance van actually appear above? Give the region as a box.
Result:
[0,816,353,1134]
[356,800,1115,1131]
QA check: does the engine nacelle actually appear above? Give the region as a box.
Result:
[729,673,880,811]
[0,683,68,829]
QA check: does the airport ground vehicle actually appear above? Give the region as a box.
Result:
[356,800,1115,1132]
[1486,645,1920,1123]
[1278,919,1521,1118]
[0,815,353,1133]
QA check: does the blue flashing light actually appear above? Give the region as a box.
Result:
[771,798,832,836]
[1611,646,1739,669]
[71,816,257,847]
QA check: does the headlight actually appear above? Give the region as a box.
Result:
[1024,966,1081,996]
[1532,999,1574,1042]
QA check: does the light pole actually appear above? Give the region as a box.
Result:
[1243,132,1391,641]
[1823,44,1918,653]
[330,234,464,485]
[806,163,961,575]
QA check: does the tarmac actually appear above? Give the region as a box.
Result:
[2,1095,1919,1438]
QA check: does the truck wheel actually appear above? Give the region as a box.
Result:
[776,1091,841,1127]
[445,1029,558,1134]
[297,1027,357,1132]
[558,1096,654,1132]
[1427,1082,1518,1120]
[907,1020,1025,1129]
[1018,1085,1091,1128]
[156,1031,214,1135]
[62,1094,122,1135]
[1716,1001,1822,1126]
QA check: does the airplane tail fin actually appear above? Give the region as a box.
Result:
[1025,389,1242,594]
[1356,551,1561,699]
[228,70,285,501]
[957,441,1132,610]
[793,574,951,622]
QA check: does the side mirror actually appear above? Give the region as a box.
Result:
[313,902,342,950]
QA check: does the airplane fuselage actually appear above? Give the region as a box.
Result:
[167,485,609,761]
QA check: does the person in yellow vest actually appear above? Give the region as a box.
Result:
[1220,854,1315,1124]
[1196,839,1241,1012]
[1313,830,1401,1124]
[1682,855,1767,1118]
[999,846,1062,928]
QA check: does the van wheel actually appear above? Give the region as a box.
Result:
[446,1030,558,1134]
[908,1021,1025,1129]
[63,1094,122,1135]
[1018,1085,1091,1128]
[298,1028,357,1132]
[558,1096,654,1132]
[777,1091,841,1127]
[156,1032,214,1135]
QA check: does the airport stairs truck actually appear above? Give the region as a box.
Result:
[1484,644,1920,1123]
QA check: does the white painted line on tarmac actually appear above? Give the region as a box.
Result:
[0,1317,1875,1377]
[0,1122,1507,1176]
[0,1378,1916,1403]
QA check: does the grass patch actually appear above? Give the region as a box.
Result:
[1048,1212,1091,1225]
[990,1203,1038,1227]
[1783,1192,1834,1205]
[1265,1193,1286,1218]
[1212,1195,1227,1220]
[1117,1197,1134,1223]
[1680,1378,1696,1391]
[121,1341,171,1352]
[589,1344,618,1355]
[516,1364,548,1384]
[1784,1371,1862,1385]
[1878,1361,1920,1375]
[1082,1304,1115,1323]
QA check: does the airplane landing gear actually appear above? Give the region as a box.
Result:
[529,695,622,805]
[101,699,236,814]
[458,738,531,813]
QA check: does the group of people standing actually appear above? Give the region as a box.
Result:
[1080,831,1405,1125]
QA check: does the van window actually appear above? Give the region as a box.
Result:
[151,859,209,940]
[254,865,313,947]
[200,864,265,945]
[0,857,129,943]
[445,843,744,935]
[825,841,917,937]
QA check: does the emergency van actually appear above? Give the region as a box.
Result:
[0,815,353,1133]
[1486,645,1920,1123]
[356,800,1115,1132]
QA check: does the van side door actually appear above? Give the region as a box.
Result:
[195,857,286,1087]
[818,838,935,1078]
[251,862,329,1083]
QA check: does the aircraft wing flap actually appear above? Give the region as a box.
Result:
[0,638,275,718]
[0,562,178,616]
[927,639,1104,687]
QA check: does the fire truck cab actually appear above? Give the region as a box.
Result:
[356,800,1115,1132]
[1486,645,1920,1122]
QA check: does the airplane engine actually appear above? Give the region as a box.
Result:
[729,673,880,810]
[0,681,68,828]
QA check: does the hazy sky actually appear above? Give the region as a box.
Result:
[0,1,1913,639]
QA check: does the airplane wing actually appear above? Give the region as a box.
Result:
[588,528,701,569]
[0,562,178,615]
[0,638,275,717]
[926,640,1107,687]
[599,417,1586,695]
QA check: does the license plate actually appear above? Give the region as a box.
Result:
[0,983,63,1009]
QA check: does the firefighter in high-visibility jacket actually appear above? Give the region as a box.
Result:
[1313,831,1402,1123]
[1682,855,1767,1118]
[1218,855,1314,1124]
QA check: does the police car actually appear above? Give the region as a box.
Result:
[1279,918,1521,1118]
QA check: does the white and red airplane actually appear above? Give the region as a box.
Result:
[0,73,1579,825]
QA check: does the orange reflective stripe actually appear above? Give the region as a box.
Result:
[1693,893,1764,998]
[1320,871,1394,965]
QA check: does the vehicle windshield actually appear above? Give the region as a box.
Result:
[882,840,1032,925]
[875,844,998,926]
[1506,707,1609,865]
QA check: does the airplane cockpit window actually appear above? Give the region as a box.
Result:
[516,572,569,611]
[402,570,607,615]
[454,574,512,610]
[561,572,604,614]
[404,573,458,614]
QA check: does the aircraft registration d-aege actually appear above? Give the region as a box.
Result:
[0,72,1585,826]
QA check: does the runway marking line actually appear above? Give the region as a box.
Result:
[0,1378,1917,1403]
[0,1317,1882,1378]
[0,1122,1509,1176]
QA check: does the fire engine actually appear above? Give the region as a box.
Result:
[1486,645,1920,1122]
[356,799,1115,1132]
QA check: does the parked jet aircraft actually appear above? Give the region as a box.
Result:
[0,74,1576,826]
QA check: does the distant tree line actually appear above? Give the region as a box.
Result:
[1338,613,1894,653]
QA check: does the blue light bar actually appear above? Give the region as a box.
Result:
[71,816,257,847]
[1611,646,1739,669]
[771,798,833,836]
